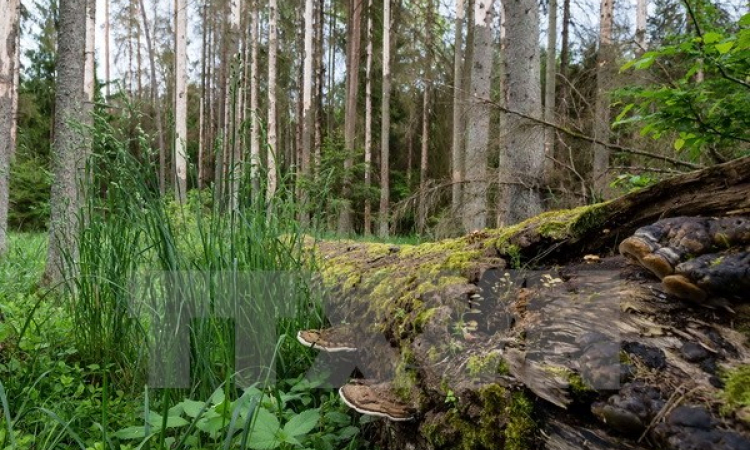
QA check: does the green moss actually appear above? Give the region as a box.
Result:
[569,203,609,237]
[568,372,592,397]
[466,351,509,378]
[393,348,418,401]
[415,307,440,333]
[722,365,750,413]
[504,391,535,450]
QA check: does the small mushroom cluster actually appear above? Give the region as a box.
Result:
[619,216,750,303]
[297,327,416,421]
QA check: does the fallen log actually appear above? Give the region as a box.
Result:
[305,157,750,450]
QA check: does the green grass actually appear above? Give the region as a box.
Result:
[0,119,375,449]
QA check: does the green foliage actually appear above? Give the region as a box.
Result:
[617,5,750,160]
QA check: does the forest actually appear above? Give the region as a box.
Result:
[0,0,749,447]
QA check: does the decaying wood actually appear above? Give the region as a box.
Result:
[309,159,750,450]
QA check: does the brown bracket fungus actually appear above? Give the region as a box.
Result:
[296,327,358,353]
[338,379,416,422]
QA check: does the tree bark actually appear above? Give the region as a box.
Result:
[499,0,544,225]
[450,0,466,218]
[139,0,166,195]
[635,0,647,53]
[45,0,88,283]
[463,0,493,232]
[417,84,430,235]
[543,0,558,185]
[338,0,363,235]
[0,0,20,256]
[363,0,374,236]
[249,0,260,197]
[301,0,316,226]
[592,0,614,194]
[174,0,188,203]
[267,0,279,202]
[378,0,392,238]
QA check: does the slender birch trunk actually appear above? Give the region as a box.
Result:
[198,3,208,190]
[636,0,647,53]
[0,0,20,256]
[378,0,392,238]
[450,0,466,217]
[267,0,279,201]
[104,0,111,99]
[175,0,188,202]
[300,0,315,226]
[363,0,373,235]
[249,0,260,196]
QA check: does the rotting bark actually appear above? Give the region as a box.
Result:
[307,158,750,450]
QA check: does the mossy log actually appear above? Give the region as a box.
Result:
[307,157,750,450]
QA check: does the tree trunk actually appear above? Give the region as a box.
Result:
[499,0,544,225]
[543,0,558,185]
[0,0,20,256]
[378,0,392,238]
[45,0,88,283]
[635,0,647,53]
[592,0,614,194]
[174,0,188,203]
[558,0,571,109]
[198,3,208,190]
[308,156,750,450]
[267,0,279,202]
[104,0,111,99]
[451,0,466,219]
[463,0,493,232]
[363,0,373,236]
[139,0,166,194]
[249,0,260,197]
[417,85,430,235]
[301,0,315,226]
[338,0,363,235]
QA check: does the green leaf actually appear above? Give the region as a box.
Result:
[113,426,148,440]
[674,138,686,151]
[740,13,750,26]
[703,32,723,44]
[715,42,734,54]
[181,399,207,418]
[614,103,635,124]
[248,408,282,450]
[283,409,320,437]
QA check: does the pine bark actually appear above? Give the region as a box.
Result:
[267,0,279,201]
[45,0,88,282]
[500,0,545,225]
[450,0,466,218]
[174,0,188,202]
[462,0,493,232]
[378,0,392,238]
[0,0,20,256]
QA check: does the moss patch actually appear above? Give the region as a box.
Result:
[466,351,509,378]
[504,391,536,450]
[722,365,750,412]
